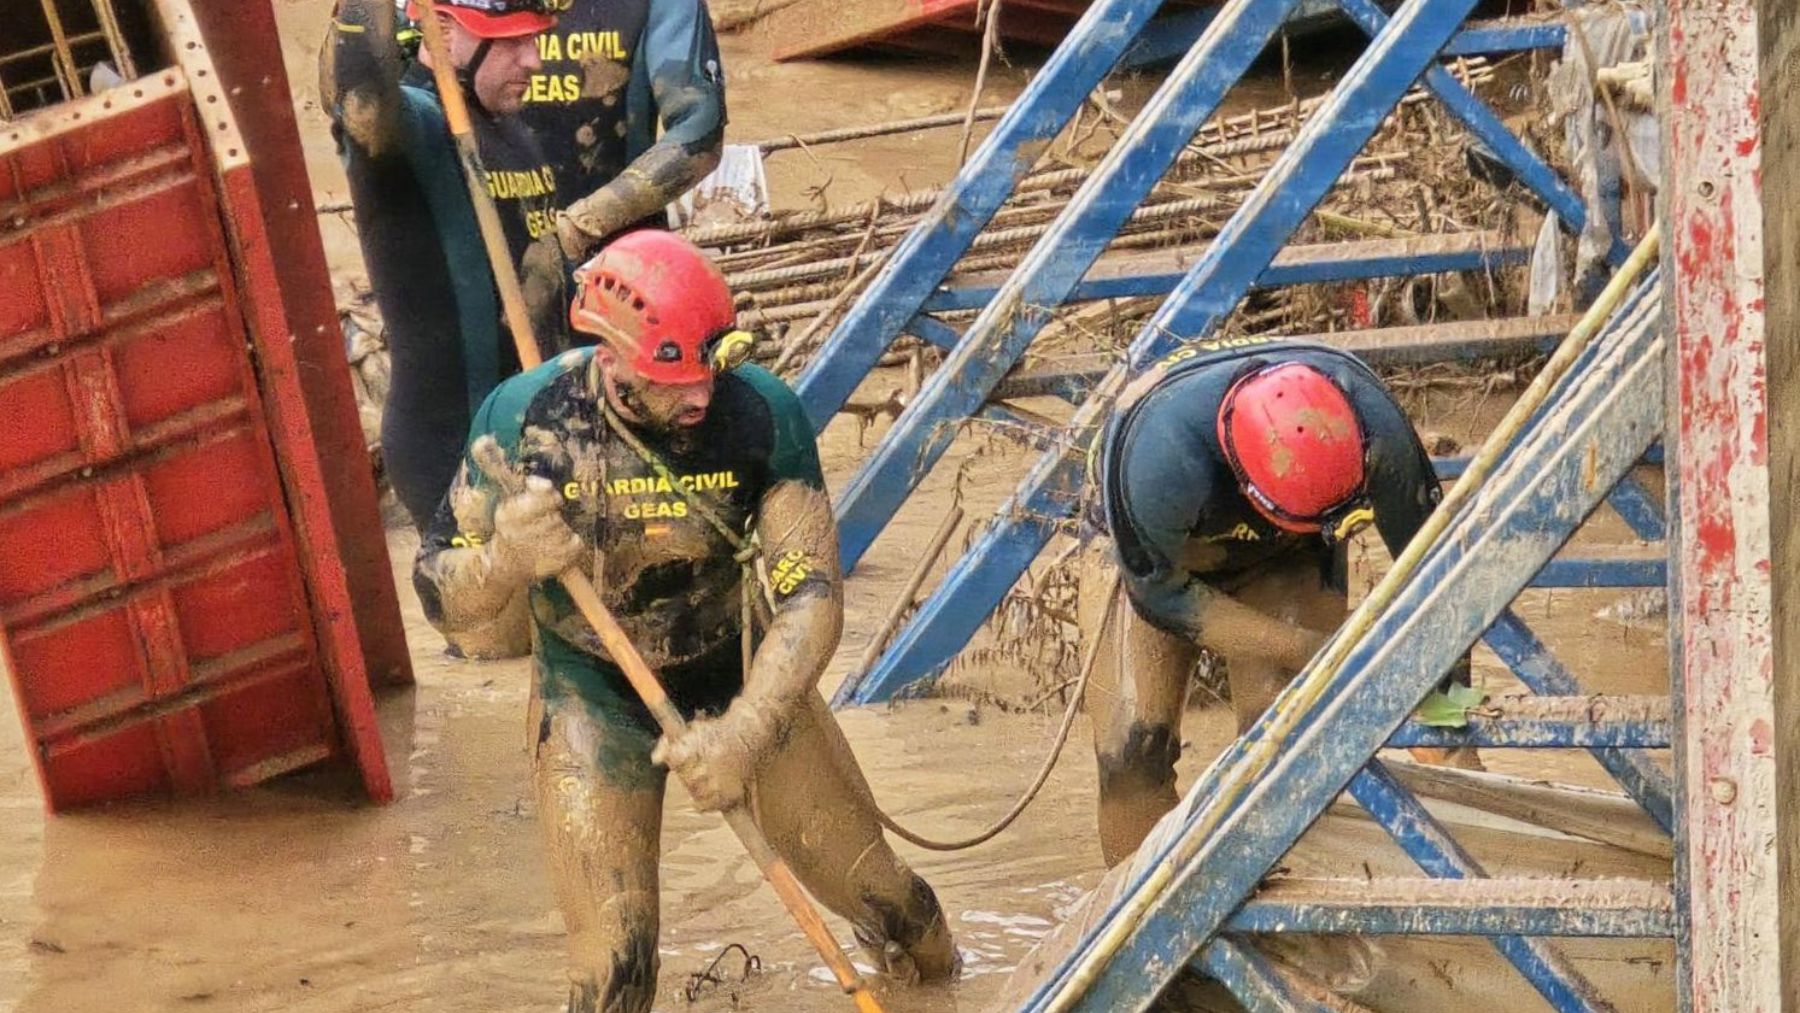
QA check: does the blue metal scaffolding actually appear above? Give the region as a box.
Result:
[1014,267,1670,1012]
[769,0,1695,1005]
[808,0,1654,709]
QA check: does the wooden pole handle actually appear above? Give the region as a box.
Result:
[413,0,541,367]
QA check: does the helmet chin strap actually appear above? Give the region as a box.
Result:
[455,38,496,117]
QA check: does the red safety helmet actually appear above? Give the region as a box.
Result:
[1217,362,1370,537]
[404,0,555,39]
[569,230,753,386]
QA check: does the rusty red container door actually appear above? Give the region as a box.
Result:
[0,73,392,810]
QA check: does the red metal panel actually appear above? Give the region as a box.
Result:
[0,69,389,810]
[1663,0,1781,1009]
[184,0,414,691]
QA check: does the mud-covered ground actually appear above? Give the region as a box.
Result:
[0,10,1675,1013]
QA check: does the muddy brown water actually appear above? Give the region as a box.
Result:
[0,418,1675,1013]
[0,13,1675,1013]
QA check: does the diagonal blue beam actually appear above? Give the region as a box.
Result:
[826,0,1310,572]
[1604,472,1668,541]
[1196,936,1357,1013]
[1123,0,1485,353]
[1347,762,1616,1012]
[833,437,1080,707]
[1483,608,1676,833]
[792,0,1168,431]
[836,0,1492,575]
[1021,275,1663,1012]
[1332,0,1628,266]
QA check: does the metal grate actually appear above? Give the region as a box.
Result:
[1,0,154,119]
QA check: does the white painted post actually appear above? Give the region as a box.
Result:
[1660,1,1793,1010]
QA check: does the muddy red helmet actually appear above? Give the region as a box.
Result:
[1217,362,1369,535]
[405,0,555,39]
[569,230,752,386]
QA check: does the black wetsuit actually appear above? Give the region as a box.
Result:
[518,0,726,216]
[1098,336,1441,642]
[333,30,563,529]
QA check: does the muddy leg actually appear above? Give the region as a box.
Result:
[1081,540,1202,868]
[750,694,959,983]
[533,673,666,1013]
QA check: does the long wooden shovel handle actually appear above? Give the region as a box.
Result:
[412,6,883,1006]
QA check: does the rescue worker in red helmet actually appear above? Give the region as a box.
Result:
[1081,334,1478,866]
[413,232,959,1011]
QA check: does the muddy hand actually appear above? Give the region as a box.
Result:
[651,700,780,813]
[471,436,586,581]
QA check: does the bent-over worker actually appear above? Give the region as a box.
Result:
[1082,334,1478,866]
[412,231,958,1012]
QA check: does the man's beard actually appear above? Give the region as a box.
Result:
[617,381,703,454]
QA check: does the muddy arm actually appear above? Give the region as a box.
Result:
[740,481,843,720]
[1124,570,1327,673]
[558,0,725,252]
[413,458,518,635]
[1113,431,1329,670]
[321,0,407,157]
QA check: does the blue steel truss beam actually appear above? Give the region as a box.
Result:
[840,0,1492,702]
[1345,762,1615,1012]
[1530,559,1665,587]
[792,0,1168,431]
[1332,0,1627,267]
[1120,0,1482,356]
[828,0,1312,571]
[1019,276,1663,1012]
[1225,878,1675,936]
[1604,473,1668,541]
[1484,609,1677,832]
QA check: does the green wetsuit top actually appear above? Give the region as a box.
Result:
[414,349,827,718]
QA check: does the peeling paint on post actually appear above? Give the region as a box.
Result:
[1660,0,1784,1010]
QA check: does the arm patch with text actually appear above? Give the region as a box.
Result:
[768,548,824,601]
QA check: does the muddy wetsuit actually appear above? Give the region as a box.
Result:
[327,0,564,529]
[1082,336,1441,865]
[520,0,726,245]
[414,350,956,1011]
